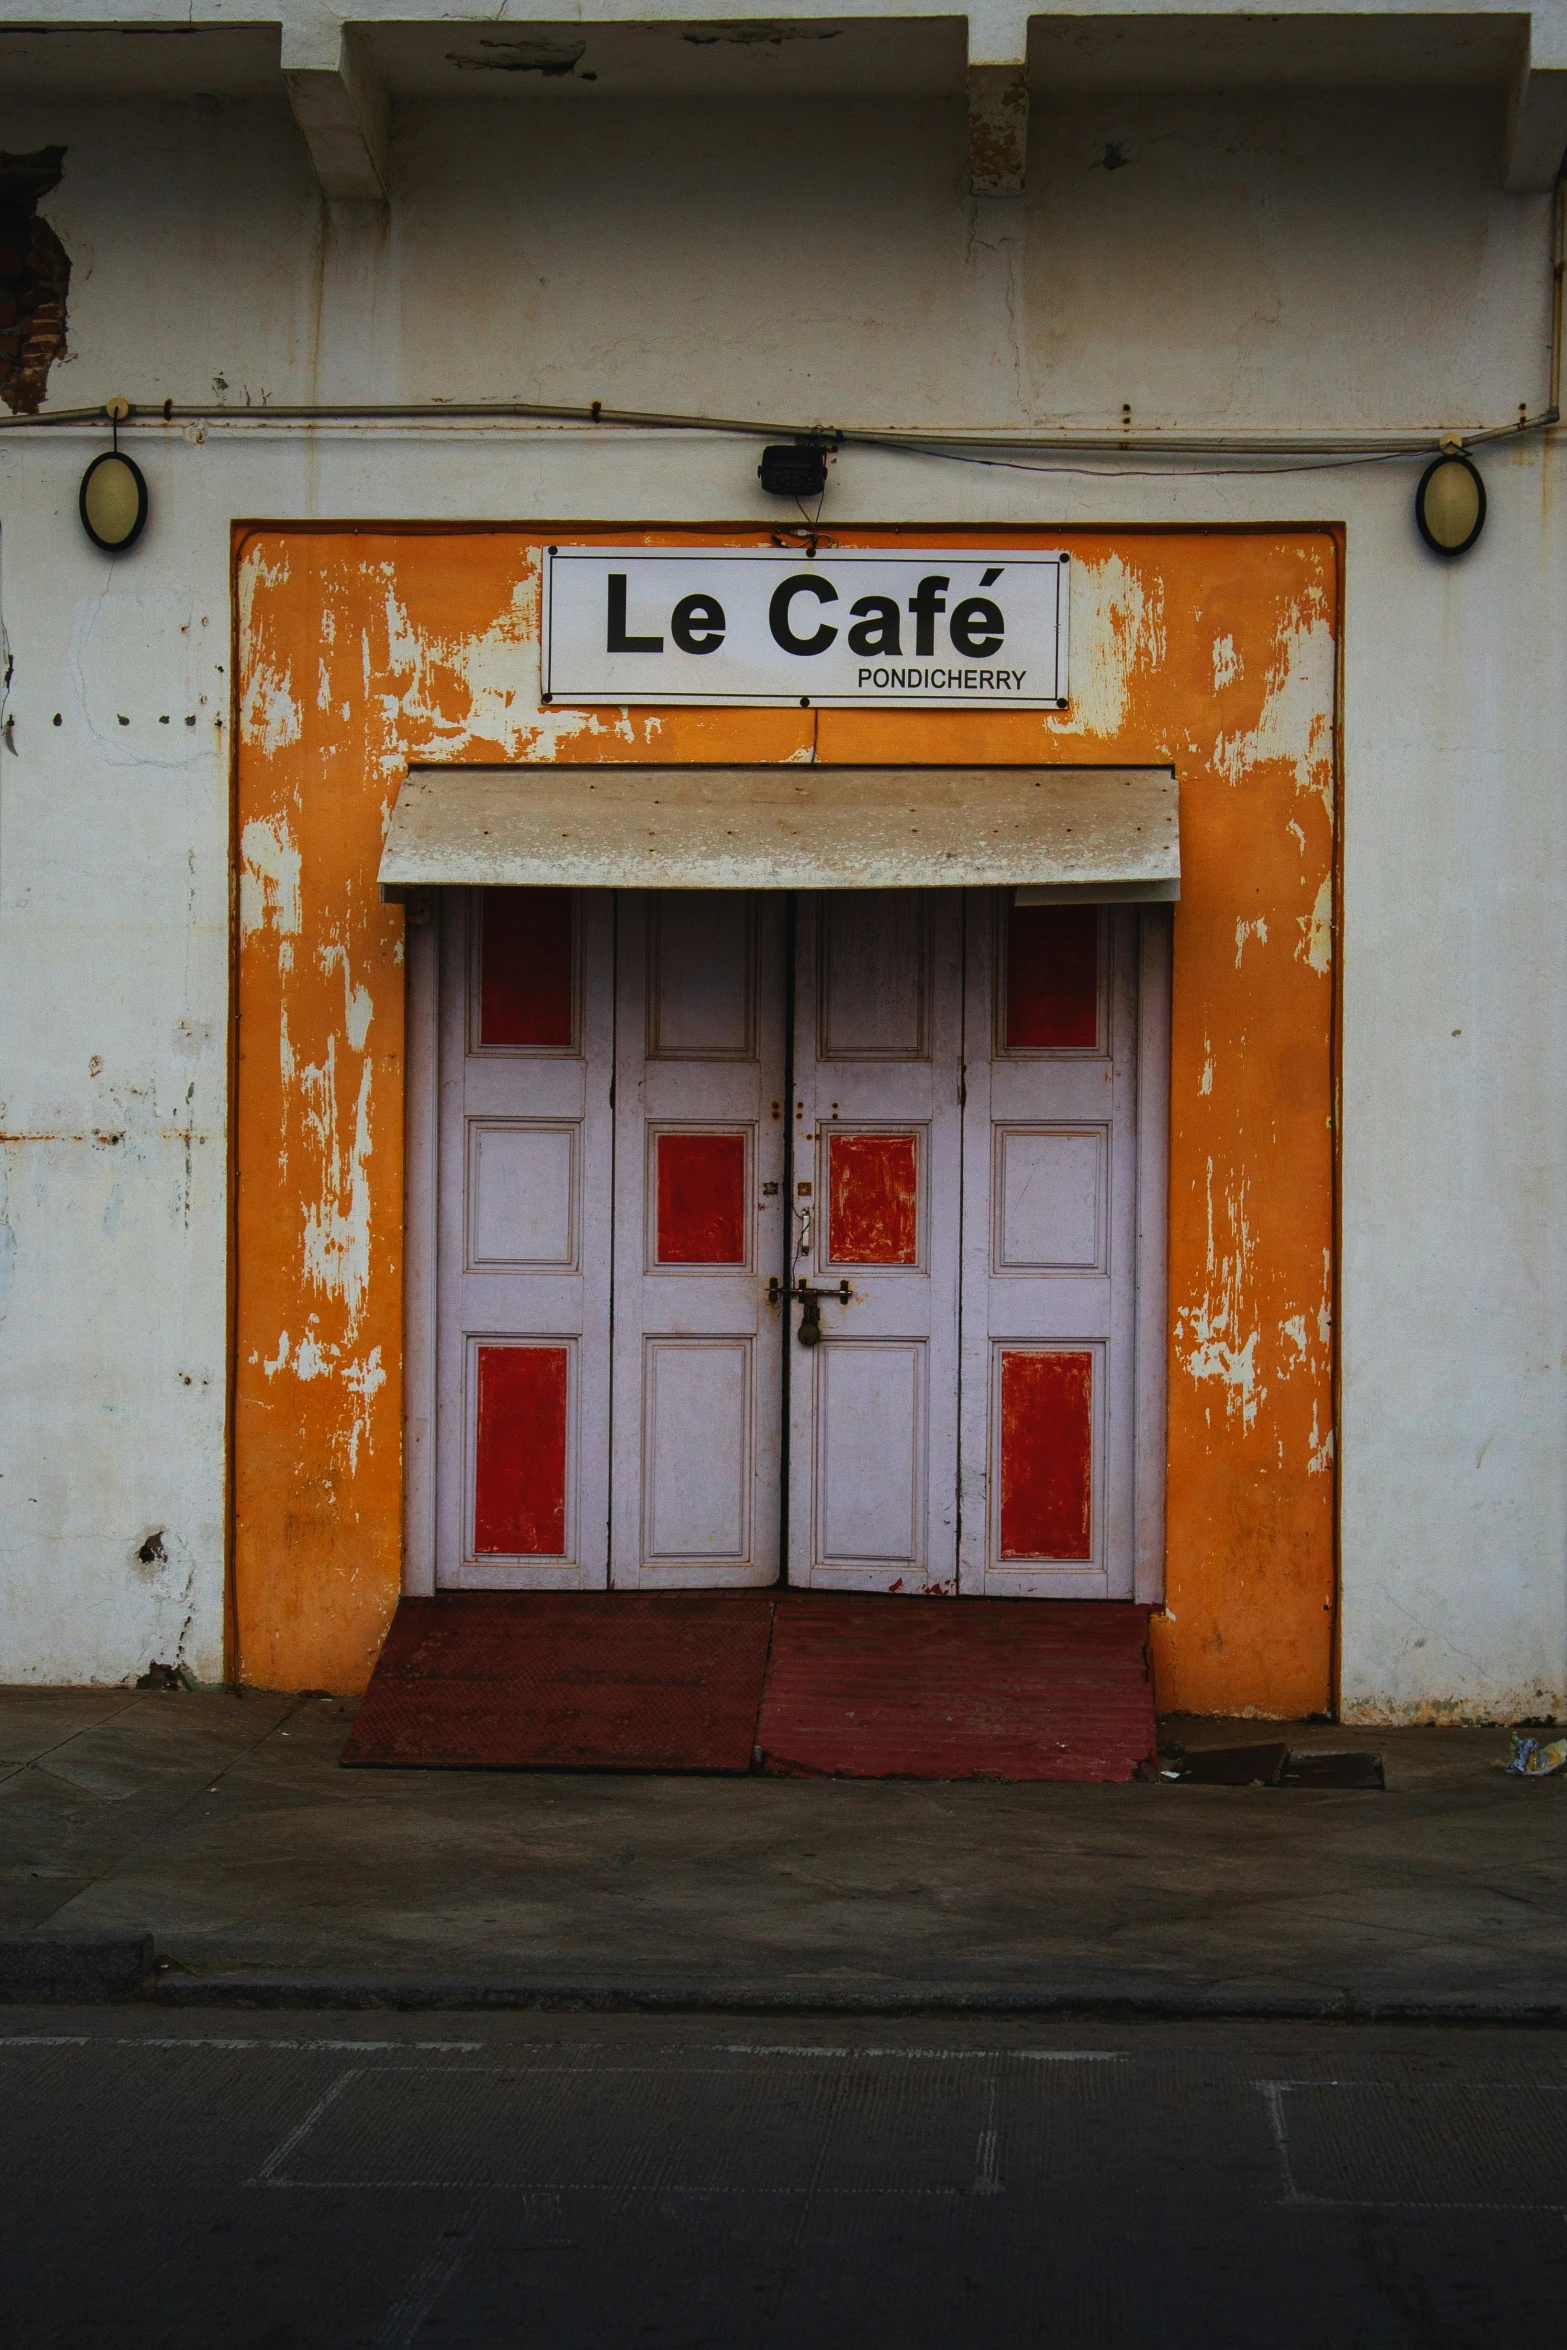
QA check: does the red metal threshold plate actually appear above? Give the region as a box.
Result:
[342,1592,776,1773]
[756,1595,1155,1784]
[342,1592,1156,1781]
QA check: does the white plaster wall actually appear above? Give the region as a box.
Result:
[0,84,1563,1710]
[9,89,1550,424]
[1339,443,1567,1723]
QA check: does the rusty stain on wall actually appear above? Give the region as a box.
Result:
[234,527,1337,1713]
[967,62,1029,198]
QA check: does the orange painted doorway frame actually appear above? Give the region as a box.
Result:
[231,524,1340,1716]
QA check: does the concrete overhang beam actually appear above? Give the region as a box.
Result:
[966,2,1030,197]
[281,16,388,201]
[1506,47,1567,188]
[5,1,1565,200]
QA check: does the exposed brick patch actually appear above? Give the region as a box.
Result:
[0,147,70,416]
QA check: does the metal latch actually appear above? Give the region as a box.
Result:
[794,1278,851,1346]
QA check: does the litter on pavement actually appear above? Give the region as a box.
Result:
[1503,1732,1567,1777]
[1160,1742,1386,1789]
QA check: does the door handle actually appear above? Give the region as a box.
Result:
[794,1278,851,1347]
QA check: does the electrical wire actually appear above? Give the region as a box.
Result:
[0,394,1556,478]
[6,144,1560,476]
[844,417,1560,480]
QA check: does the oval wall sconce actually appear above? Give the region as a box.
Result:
[79,397,148,554]
[1415,445,1486,558]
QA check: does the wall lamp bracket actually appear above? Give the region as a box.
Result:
[80,396,149,554]
[1415,440,1486,558]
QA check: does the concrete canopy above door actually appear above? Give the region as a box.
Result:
[377,764,1180,899]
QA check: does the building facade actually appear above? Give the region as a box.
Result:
[1,0,1565,1723]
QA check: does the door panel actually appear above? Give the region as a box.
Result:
[648,891,757,1059]
[642,1337,753,1562]
[1001,900,1102,1050]
[467,1122,577,1267]
[825,1129,921,1265]
[476,885,576,1050]
[611,890,786,1586]
[814,1341,927,1567]
[471,1338,571,1557]
[995,1342,1099,1563]
[993,1124,1108,1272]
[789,890,962,1592]
[960,896,1141,1597]
[651,1129,750,1264]
[435,889,613,1588]
[818,890,930,1060]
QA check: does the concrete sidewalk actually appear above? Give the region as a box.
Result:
[1,1686,1564,2016]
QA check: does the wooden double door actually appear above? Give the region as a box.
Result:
[425,886,1167,1600]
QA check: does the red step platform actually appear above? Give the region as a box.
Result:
[341,1591,775,1773]
[757,1594,1155,1782]
[343,1592,1155,1783]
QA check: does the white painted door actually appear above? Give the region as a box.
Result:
[957,895,1161,1598]
[610,890,788,1586]
[786,891,964,1592]
[434,887,613,1587]
[422,884,1164,1603]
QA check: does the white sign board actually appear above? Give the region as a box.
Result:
[542,546,1069,709]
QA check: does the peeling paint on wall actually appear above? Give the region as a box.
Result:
[1045,552,1167,741]
[1179,1161,1262,1429]
[1299,873,1332,973]
[1213,602,1335,820]
[235,527,1336,1709]
[299,1038,374,1324]
[0,147,70,416]
[239,817,302,942]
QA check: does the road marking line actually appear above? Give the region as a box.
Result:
[376,2210,486,2349]
[255,2068,359,2182]
[0,2037,482,2050]
[1254,2078,1567,2212]
[715,2047,1125,2060]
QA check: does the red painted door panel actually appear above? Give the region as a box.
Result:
[473,1343,569,1555]
[655,1131,748,1265]
[1004,904,1100,1050]
[825,1131,919,1266]
[478,887,575,1050]
[999,1348,1094,1560]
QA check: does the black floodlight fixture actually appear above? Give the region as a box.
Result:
[759,438,831,499]
[80,397,147,554]
[1415,442,1486,558]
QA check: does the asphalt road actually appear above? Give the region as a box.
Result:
[2,2010,1563,2349]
